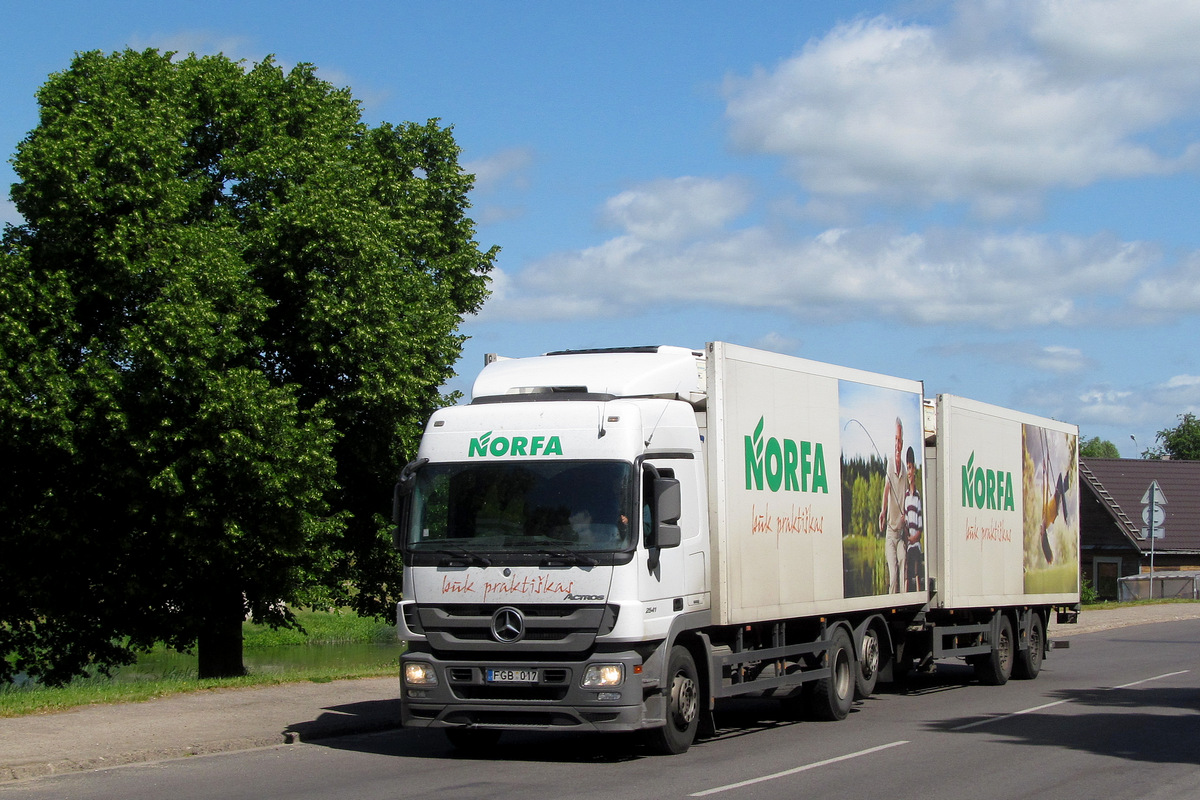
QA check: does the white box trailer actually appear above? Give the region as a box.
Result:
[927,394,1080,611]
[396,343,1080,755]
[705,342,930,624]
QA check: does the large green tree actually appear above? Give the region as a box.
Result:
[1145,412,1200,460]
[0,49,495,682]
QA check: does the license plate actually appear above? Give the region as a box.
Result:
[486,668,539,683]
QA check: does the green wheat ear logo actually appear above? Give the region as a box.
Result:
[965,450,975,476]
[752,417,765,459]
[480,431,492,446]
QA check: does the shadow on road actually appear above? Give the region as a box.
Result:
[292,675,970,764]
[931,684,1200,766]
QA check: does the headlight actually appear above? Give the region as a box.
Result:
[582,663,625,687]
[404,662,438,686]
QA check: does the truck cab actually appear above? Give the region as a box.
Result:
[396,346,711,751]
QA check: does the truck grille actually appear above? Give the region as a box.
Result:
[416,604,618,654]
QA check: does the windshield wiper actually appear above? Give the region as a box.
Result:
[537,547,598,567]
[435,547,492,568]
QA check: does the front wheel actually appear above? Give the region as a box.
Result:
[647,645,700,755]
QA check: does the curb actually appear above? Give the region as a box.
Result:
[1,718,404,784]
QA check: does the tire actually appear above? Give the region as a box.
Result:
[647,645,700,755]
[974,614,1015,686]
[1013,612,1045,680]
[809,628,855,721]
[445,727,502,754]
[855,626,881,699]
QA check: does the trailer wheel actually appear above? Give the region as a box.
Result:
[1014,612,1044,680]
[648,645,699,755]
[810,628,855,721]
[974,614,1015,686]
[445,727,502,754]
[855,626,881,699]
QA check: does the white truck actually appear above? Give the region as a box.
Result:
[395,343,1080,754]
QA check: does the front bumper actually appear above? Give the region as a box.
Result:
[400,650,664,733]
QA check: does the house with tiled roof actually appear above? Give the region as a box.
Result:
[1080,458,1200,599]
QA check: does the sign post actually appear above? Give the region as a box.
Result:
[1140,481,1167,599]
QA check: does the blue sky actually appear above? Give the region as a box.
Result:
[6,1,1200,457]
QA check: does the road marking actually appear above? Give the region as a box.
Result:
[689,740,909,797]
[952,669,1192,731]
[1112,670,1189,689]
[951,699,1071,731]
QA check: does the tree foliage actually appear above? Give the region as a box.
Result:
[0,49,495,683]
[1079,436,1120,459]
[1146,412,1200,460]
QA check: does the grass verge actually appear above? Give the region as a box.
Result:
[0,610,401,718]
[1082,597,1199,611]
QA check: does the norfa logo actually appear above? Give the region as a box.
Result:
[744,416,828,493]
[961,451,1015,511]
[468,431,563,458]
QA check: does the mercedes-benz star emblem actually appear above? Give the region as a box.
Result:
[491,607,525,643]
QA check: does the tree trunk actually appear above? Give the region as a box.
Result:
[197,584,247,679]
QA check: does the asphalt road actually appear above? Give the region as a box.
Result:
[3,618,1197,800]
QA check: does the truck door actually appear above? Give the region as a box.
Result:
[638,457,707,622]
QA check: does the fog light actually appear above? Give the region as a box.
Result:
[582,663,625,687]
[407,689,429,699]
[404,662,438,686]
[596,692,621,702]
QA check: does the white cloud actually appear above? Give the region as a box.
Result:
[1029,0,1200,76]
[128,32,257,62]
[753,331,802,354]
[721,2,1200,214]
[936,341,1092,373]
[1131,252,1200,316]
[463,148,534,194]
[477,176,1159,328]
[601,177,753,242]
[1071,373,1200,437]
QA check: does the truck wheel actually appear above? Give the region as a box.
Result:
[648,645,699,755]
[445,727,502,754]
[855,626,881,699]
[810,628,855,721]
[1013,612,1044,680]
[974,615,1015,686]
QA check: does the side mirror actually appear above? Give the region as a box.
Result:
[391,481,408,551]
[651,476,682,550]
[392,458,428,550]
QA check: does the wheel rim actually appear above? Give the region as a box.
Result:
[999,625,1013,674]
[860,632,880,680]
[1029,619,1043,668]
[670,671,698,728]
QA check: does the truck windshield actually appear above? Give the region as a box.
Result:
[407,461,635,553]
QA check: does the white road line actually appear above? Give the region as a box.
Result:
[953,669,1192,731]
[689,740,910,797]
[1112,670,1189,689]
[951,699,1072,731]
